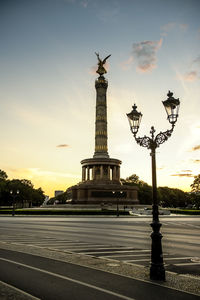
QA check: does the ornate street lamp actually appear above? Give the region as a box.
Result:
[112,191,123,217]
[127,91,180,281]
[10,189,20,216]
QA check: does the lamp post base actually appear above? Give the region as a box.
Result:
[150,263,165,281]
[150,221,165,281]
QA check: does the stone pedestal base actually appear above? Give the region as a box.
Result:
[68,181,138,205]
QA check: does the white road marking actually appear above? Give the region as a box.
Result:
[0,257,136,300]
[101,251,151,258]
[0,280,40,300]
[76,249,141,255]
[124,257,196,263]
[174,262,200,266]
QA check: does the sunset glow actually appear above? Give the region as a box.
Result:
[0,0,199,196]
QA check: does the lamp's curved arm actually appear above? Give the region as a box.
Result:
[134,135,152,149]
[134,124,174,150]
[154,126,174,148]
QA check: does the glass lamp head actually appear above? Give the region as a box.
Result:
[127,104,142,135]
[162,91,180,125]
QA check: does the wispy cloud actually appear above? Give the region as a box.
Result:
[180,55,200,82]
[190,145,200,151]
[120,56,134,70]
[158,166,165,170]
[132,39,163,73]
[179,23,188,31]
[56,144,69,148]
[161,22,176,36]
[89,65,97,75]
[80,0,89,8]
[183,71,198,82]
[191,159,200,163]
[193,55,200,66]
[171,173,193,177]
[161,22,188,36]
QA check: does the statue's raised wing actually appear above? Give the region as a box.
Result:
[102,54,111,64]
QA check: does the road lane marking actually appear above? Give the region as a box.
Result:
[101,251,151,258]
[174,262,200,266]
[0,257,136,300]
[124,257,195,263]
[76,249,144,255]
[0,281,40,300]
[124,258,150,262]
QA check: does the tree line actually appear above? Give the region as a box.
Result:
[0,169,45,208]
[121,174,200,209]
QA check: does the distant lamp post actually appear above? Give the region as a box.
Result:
[127,91,180,281]
[10,190,20,216]
[112,191,123,217]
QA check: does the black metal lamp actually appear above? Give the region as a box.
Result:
[126,104,142,135]
[162,91,180,126]
[10,189,19,216]
[127,91,180,281]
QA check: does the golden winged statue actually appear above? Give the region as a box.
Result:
[95,52,111,76]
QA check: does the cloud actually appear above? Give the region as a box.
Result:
[132,39,163,72]
[120,56,134,70]
[161,22,188,36]
[158,166,165,170]
[89,65,97,75]
[179,23,188,31]
[193,55,200,66]
[183,71,198,82]
[161,22,176,36]
[180,55,200,82]
[190,145,200,151]
[80,0,89,8]
[191,159,200,163]
[171,173,193,177]
[56,144,69,148]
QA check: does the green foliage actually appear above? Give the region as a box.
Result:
[190,174,200,209]
[157,187,187,208]
[0,170,45,207]
[0,170,8,180]
[190,174,200,193]
[121,174,152,204]
[121,174,191,207]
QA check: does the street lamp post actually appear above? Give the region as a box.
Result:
[112,191,123,217]
[10,190,20,216]
[127,91,180,281]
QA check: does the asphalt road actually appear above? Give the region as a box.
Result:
[0,215,200,276]
[0,248,198,300]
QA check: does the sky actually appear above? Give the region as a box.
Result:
[0,0,200,197]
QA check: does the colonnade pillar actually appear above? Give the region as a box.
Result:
[82,167,86,181]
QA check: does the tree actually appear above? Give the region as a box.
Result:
[121,174,189,207]
[121,174,152,204]
[158,187,187,208]
[191,174,200,193]
[190,175,200,209]
[0,170,45,207]
[0,170,8,181]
